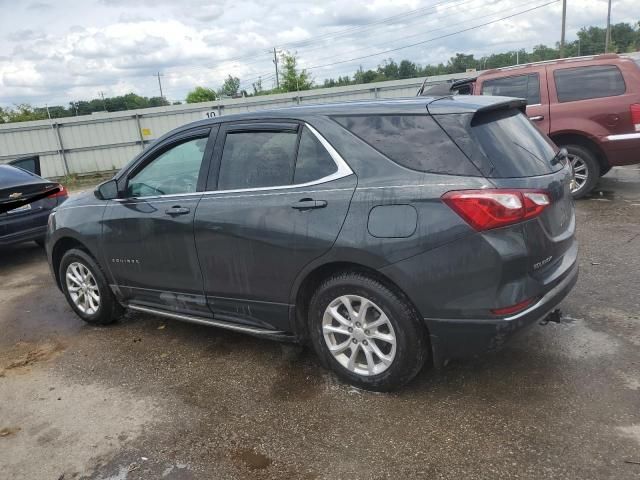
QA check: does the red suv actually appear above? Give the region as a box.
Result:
[429,54,640,198]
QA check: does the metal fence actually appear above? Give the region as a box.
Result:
[0,73,463,178]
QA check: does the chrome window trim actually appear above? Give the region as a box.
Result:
[116,122,353,202]
[605,132,640,141]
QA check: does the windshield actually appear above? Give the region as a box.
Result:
[435,109,562,178]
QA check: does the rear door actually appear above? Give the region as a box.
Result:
[477,69,550,134]
[547,62,634,138]
[194,120,356,331]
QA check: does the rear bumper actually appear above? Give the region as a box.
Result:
[425,261,578,367]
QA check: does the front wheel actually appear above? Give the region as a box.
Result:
[308,272,429,391]
[565,144,600,199]
[59,248,123,325]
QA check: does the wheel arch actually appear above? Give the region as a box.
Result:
[291,261,425,343]
[51,236,95,290]
[550,132,608,171]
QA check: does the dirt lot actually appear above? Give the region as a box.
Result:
[1,167,639,480]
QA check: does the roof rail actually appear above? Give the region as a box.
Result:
[480,53,620,75]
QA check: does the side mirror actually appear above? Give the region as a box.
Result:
[95,179,119,200]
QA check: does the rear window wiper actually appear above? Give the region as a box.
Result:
[550,148,568,166]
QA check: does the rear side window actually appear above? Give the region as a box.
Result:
[554,65,625,102]
[218,131,297,190]
[435,109,562,178]
[332,115,479,176]
[481,74,540,105]
[294,127,337,184]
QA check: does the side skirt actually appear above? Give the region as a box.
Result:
[127,304,297,342]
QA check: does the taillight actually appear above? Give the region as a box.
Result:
[49,184,68,198]
[490,297,536,316]
[631,104,640,132]
[441,189,551,231]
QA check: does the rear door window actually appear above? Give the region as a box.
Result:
[218,130,298,190]
[553,65,625,102]
[434,109,562,178]
[481,74,541,105]
[332,115,479,176]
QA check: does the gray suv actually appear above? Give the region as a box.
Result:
[46,96,578,390]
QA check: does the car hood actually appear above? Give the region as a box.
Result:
[0,165,60,214]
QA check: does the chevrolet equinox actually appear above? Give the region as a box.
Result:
[46,96,578,391]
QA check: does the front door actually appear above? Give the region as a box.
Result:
[101,127,216,316]
[194,121,356,331]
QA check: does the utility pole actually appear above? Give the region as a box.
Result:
[155,72,164,99]
[99,91,107,112]
[559,0,567,58]
[273,48,280,89]
[605,0,612,53]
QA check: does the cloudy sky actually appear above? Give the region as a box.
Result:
[0,0,638,107]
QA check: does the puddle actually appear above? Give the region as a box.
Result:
[232,448,272,470]
[550,319,619,359]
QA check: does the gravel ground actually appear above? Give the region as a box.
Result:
[0,166,639,480]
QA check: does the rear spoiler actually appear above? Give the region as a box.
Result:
[427,96,527,116]
[476,98,527,114]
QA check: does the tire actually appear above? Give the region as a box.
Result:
[59,248,123,325]
[564,144,600,199]
[308,271,429,391]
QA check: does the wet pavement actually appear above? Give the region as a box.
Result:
[1,166,639,479]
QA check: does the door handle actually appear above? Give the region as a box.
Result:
[291,198,328,210]
[165,206,190,215]
[528,115,544,122]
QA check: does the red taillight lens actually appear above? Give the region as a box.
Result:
[49,184,67,198]
[442,189,551,231]
[490,297,536,316]
[631,104,640,132]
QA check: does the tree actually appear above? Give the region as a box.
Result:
[218,75,240,97]
[186,86,218,104]
[279,51,312,92]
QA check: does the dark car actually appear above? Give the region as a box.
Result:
[420,53,640,198]
[1,157,68,247]
[46,96,578,390]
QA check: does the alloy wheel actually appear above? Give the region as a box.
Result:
[322,295,397,376]
[568,154,588,194]
[65,261,100,315]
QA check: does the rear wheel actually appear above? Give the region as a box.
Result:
[308,272,429,391]
[59,248,123,325]
[564,144,600,199]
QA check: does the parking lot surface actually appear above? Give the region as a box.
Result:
[1,167,639,480]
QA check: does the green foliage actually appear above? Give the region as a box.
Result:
[185,86,218,104]
[218,75,240,97]
[279,51,313,92]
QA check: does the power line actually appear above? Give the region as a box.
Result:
[304,0,559,72]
